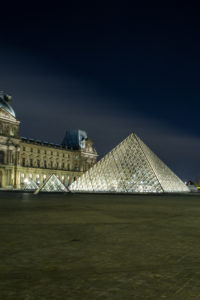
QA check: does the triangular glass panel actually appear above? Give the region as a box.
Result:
[35,174,68,194]
[69,133,189,193]
[136,135,189,192]
[23,179,38,191]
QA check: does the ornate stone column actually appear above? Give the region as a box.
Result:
[14,146,20,188]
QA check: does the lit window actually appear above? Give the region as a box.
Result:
[10,127,14,136]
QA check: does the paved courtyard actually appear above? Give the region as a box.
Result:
[0,192,200,299]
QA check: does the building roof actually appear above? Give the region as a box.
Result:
[62,129,88,150]
[0,92,16,117]
[21,136,75,150]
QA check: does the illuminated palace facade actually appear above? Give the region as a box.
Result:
[0,92,98,189]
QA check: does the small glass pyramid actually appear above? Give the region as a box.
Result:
[23,180,38,191]
[69,133,189,193]
[34,174,68,194]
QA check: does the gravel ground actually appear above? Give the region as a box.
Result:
[0,192,200,300]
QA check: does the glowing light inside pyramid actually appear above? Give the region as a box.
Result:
[23,179,38,191]
[69,133,189,193]
[35,174,68,193]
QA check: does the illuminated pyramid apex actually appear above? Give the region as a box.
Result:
[69,133,189,193]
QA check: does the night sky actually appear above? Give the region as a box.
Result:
[0,2,200,181]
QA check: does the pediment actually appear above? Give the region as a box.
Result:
[0,108,19,123]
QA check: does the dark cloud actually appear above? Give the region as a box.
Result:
[0,3,199,181]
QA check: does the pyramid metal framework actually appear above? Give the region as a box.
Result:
[23,180,38,191]
[34,174,68,194]
[69,133,189,193]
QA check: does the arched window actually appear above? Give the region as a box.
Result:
[0,151,4,164]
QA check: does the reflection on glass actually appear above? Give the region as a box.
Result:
[70,133,189,193]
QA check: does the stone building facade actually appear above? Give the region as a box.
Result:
[0,92,98,189]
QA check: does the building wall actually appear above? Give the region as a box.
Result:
[17,139,96,188]
[0,105,97,189]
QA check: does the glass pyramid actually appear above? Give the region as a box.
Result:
[34,174,68,194]
[69,133,189,193]
[23,180,38,191]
